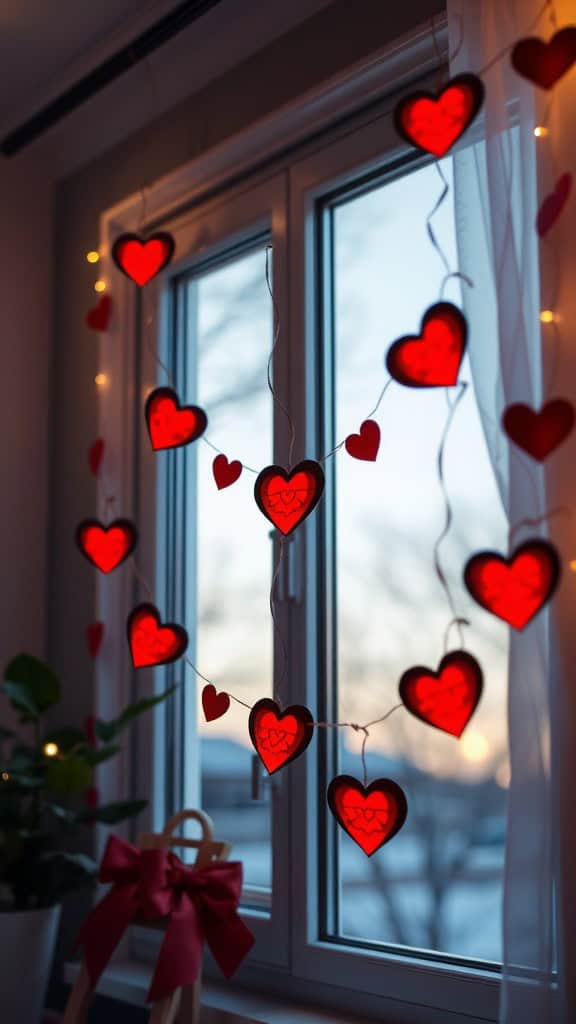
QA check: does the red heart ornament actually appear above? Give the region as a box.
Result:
[213,454,243,490]
[345,420,381,462]
[145,387,208,451]
[248,698,314,775]
[76,519,137,574]
[88,438,105,477]
[86,622,105,659]
[202,684,231,722]
[327,776,408,856]
[503,399,574,461]
[394,74,484,157]
[254,461,325,536]
[511,28,576,89]
[86,294,112,332]
[127,603,188,669]
[386,302,467,388]
[464,539,561,630]
[399,650,483,738]
[537,173,573,236]
[112,232,175,286]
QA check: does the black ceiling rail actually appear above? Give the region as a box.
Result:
[1,0,225,157]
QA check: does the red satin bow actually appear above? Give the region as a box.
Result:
[77,834,254,1002]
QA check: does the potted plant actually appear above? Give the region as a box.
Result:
[0,652,173,1023]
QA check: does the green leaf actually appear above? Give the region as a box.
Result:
[42,727,86,755]
[45,803,76,825]
[81,744,120,767]
[94,720,115,743]
[3,654,60,714]
[76,799,148,825]
[2,681,39,719]
[40,850,97,876]
[95,685,177,742]
[45,757,91,794]
[8,744,36,773]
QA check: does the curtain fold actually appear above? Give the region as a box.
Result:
[448,1,559,1020]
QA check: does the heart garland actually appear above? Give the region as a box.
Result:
[145,387,208,451]
[386,302,467,388]
[345,420,381,461]
[86,294,112,332]
[254,461,325,536]
[399,650,483,738]
[394,74,485,157]
[112,232,175,286]
[76,519,137,574]
[127,603,188,669]
[511,27,576,89]
[327,776,408,856]
[248,698,314,774]
[213,454,243,490]
[536,173,572,236]
[202,684,230,722]
[502,399,575,461]
[464,539,561,630]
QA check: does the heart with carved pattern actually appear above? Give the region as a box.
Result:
[213,454,243,490]
[112,232,175,286]
[248,698,314,775]
[399,650,483,738]
[202,684,230,722]
[145,387,207,451]
[394,74,484,157]
[76,519,137,574]
[327,776,408,856]
[345,420,380,461]
[464,539,561,630]
[127,603,188,669]
[386,302,467,388]
[511,28,576,89]
[503,399,574,461]
[254,461,324,536]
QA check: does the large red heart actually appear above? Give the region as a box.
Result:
[88,438,105,477]
[345,420,380,462]
[511,28,576,89]
[202,684,230,722]
[254,461,325,536]
[327,776,408,856]
[248,698,314,775]
[76,519,137,574]
[394,74,484,157]
[537,173,572,236]
[464,539,561,630]
[112,232,175,286]
[145,387,208,451]
[503,399,574,461]
[386,302,467,388]
[127,603,188,669]
[86,622,105,659]
[85,294,112,332]
[399,650,483,738]
[213,454,243,490]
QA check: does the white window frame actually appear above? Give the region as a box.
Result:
[95,16,507,1021]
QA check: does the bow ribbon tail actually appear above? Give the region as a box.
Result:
[201,902,255,979]
[77,882,139,990]
[147,892,203,1003]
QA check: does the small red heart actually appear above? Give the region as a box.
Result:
[76,519,137,574]
[88,438,105,477]
[503,399,574,461]
[399,650,483,738]
[86,294,112,332]
[394,74,484,157]
[327,776,408,856]
[112,232,175,286]
[537,173,572,236]
[386,302,467,388]
[145,387,207,451]
[511,28,576,89]
[213,454,243,490]
[248,698,314,774]
[345,420,381,462]
[127,603,188,669]
[87,622,105,659]
[464,539,561,630]
[202,684,230,722]
[254,461,325,536]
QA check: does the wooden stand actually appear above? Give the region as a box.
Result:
[63,809,231,1024]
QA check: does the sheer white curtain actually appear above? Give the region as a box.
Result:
[448,1,563,1020]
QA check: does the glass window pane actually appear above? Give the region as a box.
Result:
[331,160,508,961]
[186,245,272,893]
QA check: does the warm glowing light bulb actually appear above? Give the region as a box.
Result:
[94,279,106,293]
[570,560,576,572]
[95,373,109,389]
[540,309,556,324]
[43,742,59,758]
[86,250,100,264]
[1,771,9,781]
[461,732,490,763]
[534,125,549,138]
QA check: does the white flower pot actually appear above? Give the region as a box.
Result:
[0,904,61,1023]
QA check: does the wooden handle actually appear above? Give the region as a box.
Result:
[162,808,214,844]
